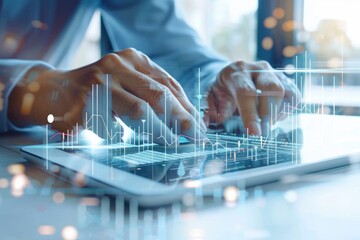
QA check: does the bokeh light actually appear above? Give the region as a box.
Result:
[183,180,202,188]
[7,164,25,175]
[28,81,40,92]
[3,34,19,54]
[223,186,239,203]
[284,190,298,203]
[0,178,9,188]
[11,174,29,191]
[80,197,99,206]
[262,37,274,50]
[38,225,55,235]
[20,93,35,115]
[272,8,285,19]
[61,226,78,240]
[73,173,86,187]
[283,46,297,57]
[52,192,65,204]
[10,171,29,198]
[32,20,48,30]
[47,114,55,124]
[282,20,297,32]
[264,17,277,29]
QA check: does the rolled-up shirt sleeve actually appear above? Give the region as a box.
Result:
[0,59,54,132]
[101,0,230,103]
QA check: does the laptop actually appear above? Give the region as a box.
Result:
[20,111,360,206]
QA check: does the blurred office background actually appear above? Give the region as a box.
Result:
[72,0,360,116]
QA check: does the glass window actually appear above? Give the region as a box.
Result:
[302,0,360,114]
[72,3,258,67]
[178,0,258,61]
[71,10,101,69]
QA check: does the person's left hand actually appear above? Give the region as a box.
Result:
[204,60,301,136]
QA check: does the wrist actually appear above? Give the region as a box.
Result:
[8,66,53,128]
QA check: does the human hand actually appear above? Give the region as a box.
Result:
[9,48,206,144]
[8,65,96,132]
[204,60,301,136]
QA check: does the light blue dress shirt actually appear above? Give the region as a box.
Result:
[0,0,228,132]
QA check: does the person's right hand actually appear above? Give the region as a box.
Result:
[8,48,206,145]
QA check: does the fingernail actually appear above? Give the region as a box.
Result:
[261,121,270,137]
[249,122,261,136]
[193,108,208,132]
[200,120,207,132]
[205,120,210,127]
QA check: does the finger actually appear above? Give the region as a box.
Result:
[274,71,302,119]
[116,71,206,142]
[231,76,261,136]
[156,75,207,133]
[118,49,207,133]
[97,52,206,141]
[256,73,285,135]
[205,88,218,125]
[132,55,207,132]
[66,67,103,88]
[169,92,208,143]
[210,85,237,124]
[112,86,178,146]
